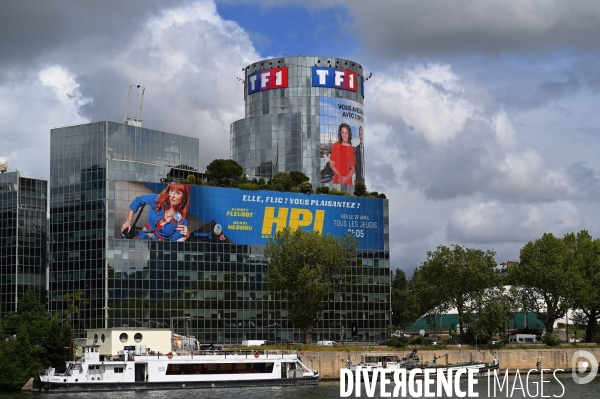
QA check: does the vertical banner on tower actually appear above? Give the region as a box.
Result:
[319,97,365,187]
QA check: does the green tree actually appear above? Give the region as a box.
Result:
[61,291,89,323]
[298,181,313,194]
[390,269,421,328]
[271,172,293,192]
[186,174,197,184]
[315,186,330,195]
[412,245,498,343]
[289,171,310,187]
[0,328,41,391]
[205,159,244,185]
[264,228,358,343]
[0,291,73,390]
[509,233,575,333]
[470,286,519,339]
[563,230,600,342]
[354,181,367,197]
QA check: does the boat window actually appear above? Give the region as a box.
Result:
[134,333,143,343]
[114,367,124,373]
[93,334,98,343]
[166,362,275,375]
[101,334,105,343]
[120,333,128,343]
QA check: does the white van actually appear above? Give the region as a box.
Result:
[241,340,266,346]
[316,340,337,346]
[509,334,538,344]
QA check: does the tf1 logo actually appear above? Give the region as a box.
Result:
[312,67,357,92]
[247,67,289,95]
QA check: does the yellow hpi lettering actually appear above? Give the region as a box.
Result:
[314,210,325,233]
[289,208,313,230]
[262,207,289,235]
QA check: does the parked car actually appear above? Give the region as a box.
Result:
[377,340,389,346]
[430,341,445,346]
[487,340,505,346]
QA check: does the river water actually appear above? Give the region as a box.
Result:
[2,376,599,398]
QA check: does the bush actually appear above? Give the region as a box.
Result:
[257,177,266,185]
[315,186,330,194]
[542,333,561,346]
[259,184,271,190]
[272,172,293,191]
[299,181,313,194]
[238,183,260,191]
[354,181,367,197]
[387,336,409,348]
[329,189,349,196]
[290,187,301,193]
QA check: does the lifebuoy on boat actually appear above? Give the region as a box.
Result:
[167,352,173,359]
[254,351,260,358]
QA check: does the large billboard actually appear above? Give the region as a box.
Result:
[115,182,384,250]
[319,97,365,187]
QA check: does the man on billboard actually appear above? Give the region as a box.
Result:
[329,123,356,186]
[120,183,191,241]
[355,126,364,183]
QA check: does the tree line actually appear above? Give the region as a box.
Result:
[173,159,386,198]
[0,291,75,391]
[392,230,600,344]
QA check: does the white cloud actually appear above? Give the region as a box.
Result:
[39,65,91,121]
[447,200,581,244]
[100,0,260,164]
[369,64,474,145]
[0,68,91,177]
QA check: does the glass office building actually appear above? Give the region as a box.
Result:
[231,56,366,193]
[51,82,389,342]
[0,170,47,315]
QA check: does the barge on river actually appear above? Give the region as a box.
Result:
[343,349,499,377]
[35,344,319,392]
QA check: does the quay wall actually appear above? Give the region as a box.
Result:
[299,347,600,379]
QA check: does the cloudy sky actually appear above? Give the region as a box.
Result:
[2,0,600,274]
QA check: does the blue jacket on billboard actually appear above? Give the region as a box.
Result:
[128,194,189,241]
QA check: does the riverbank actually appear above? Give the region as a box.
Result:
[298,347,600,379]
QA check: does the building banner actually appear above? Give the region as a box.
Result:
[319,97,365,187]
[115,182,384,250]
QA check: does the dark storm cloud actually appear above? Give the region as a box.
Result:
[344,0,600,58]
[0,1,187,71]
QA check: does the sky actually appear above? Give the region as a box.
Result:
[2,0,600,275]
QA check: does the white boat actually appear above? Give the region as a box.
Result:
[36,345,319,392]
[343,349,499,377]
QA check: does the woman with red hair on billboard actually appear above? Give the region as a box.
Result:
[329,123,356,185]
[121,183,191,241]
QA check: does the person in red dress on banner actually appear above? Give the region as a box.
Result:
[329,123,356,185]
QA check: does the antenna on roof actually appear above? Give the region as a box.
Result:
[123,84,145,127]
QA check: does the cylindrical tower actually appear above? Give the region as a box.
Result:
[230,56,366,192]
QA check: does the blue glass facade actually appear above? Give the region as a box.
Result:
[231,56,367,193]
[0,170,47,314]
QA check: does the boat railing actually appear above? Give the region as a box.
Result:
[124,349,301,358]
